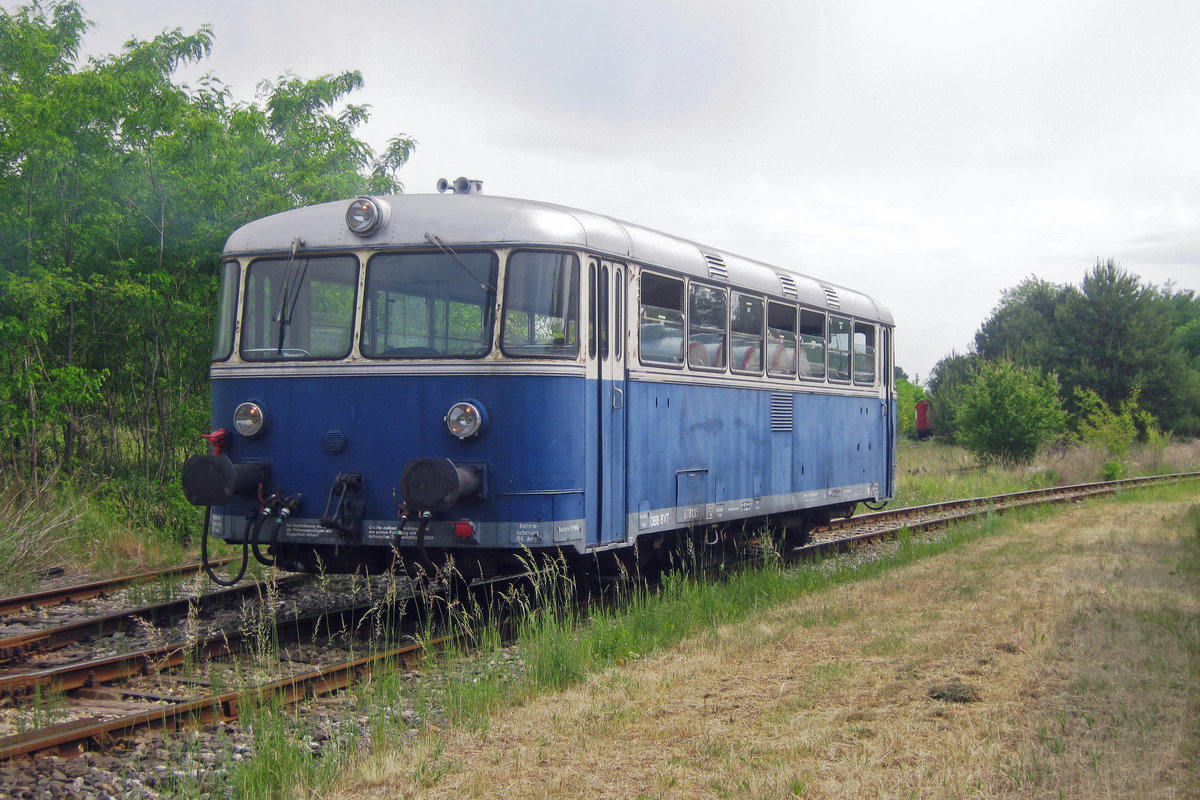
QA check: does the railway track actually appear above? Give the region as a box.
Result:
[0,574,310,666]
[796,472,1200,561]
[0,471,1196,794]
[0,558,236,617]
[0,569,421,759]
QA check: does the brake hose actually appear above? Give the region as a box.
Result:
[202,506,250,586]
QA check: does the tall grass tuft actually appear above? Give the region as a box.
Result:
[508,549,587,690]
[0,488,86,592]
[225,694,332,800]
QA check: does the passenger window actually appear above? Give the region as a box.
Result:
[766,301,798,378]
[500,251,580,358]
[639,272,684,365]
[854,321,876,384]
[688,283,727,370]
[730,292,764,374]
[828,315,852,382]
[799,308,826,379]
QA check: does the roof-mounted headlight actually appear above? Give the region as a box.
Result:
[345,196,390,236]
[445,400,487,440]
[233,401,266,437]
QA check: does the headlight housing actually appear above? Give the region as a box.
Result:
[445,400,486,440]
[345,196,390,236]
[233,401,266,437]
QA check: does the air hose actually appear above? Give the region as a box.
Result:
[201,506,250,586]
[252,494,300,567]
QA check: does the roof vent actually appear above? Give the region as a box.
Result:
[821,285,840,309]
[703,253,729,281]
[777,273,798,299]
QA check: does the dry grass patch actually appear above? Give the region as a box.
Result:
[331,495,1200,799]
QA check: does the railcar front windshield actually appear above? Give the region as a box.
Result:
[501,251,580,358]
[361,250,498,358]
[241,255,358,361]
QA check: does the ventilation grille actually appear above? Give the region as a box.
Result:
[777,273,798,299]
[821,285,840,309]
[770,393,793,432]
[703,253,729,281]
[323,428,346,454]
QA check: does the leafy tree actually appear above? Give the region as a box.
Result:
[1054,260,1169,414]
[1177,318,1200,365]
[1159,285,1200,367]
[0,1,415,520]
[968,259,1200,436]
[954,360,1066,466]
[1071,386,1151,458]
[925,350,979,441]
[974,276,1074,371]
[895,375,926,439]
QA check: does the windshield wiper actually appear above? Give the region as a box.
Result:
[272,237,307,354]
[425,233,496,293]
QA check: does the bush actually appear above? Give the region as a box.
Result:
[955,360,1067,466]
[896,376,926,439]
[1072,386,1157,458]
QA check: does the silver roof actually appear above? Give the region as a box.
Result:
[222,193,893,325]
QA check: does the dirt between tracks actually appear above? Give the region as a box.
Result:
[332,497,1200,799]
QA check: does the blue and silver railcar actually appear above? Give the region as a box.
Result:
[182,189,896,581]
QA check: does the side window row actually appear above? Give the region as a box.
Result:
[638,272,877,385]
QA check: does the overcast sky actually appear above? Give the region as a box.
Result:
[25,0,1200,381]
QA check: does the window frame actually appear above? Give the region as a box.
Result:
[499,249,581,360]
[853,320,877,386]
[827,314,853,383]
[766,300,799,379]
[359,248,499,359]
[240,253,359,362]
[212,260,240,362]
[729,291,765,376]
[637,270,686,368]
[799,307,827,381]
[687,280,729,372]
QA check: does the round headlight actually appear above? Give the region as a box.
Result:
[445,400,486,440]
[233,402,266,437]
[345,196,389,236]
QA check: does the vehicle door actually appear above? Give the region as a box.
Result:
[589,258,628,545]
[882,326,896,497]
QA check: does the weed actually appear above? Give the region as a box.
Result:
[0,488,86,593]
[239,576,281,670]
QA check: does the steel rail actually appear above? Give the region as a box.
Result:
[0,559,237,617]
[0,634,451,761]
[0,601,371,701]
[815,472,1200,537]
[0,574,309,664]
[797,471,1200,560]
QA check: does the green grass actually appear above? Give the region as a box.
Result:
[94,438,1196,799]
[161,481,1200,800]
[891,437,1200,508]
[0,480,193,596]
